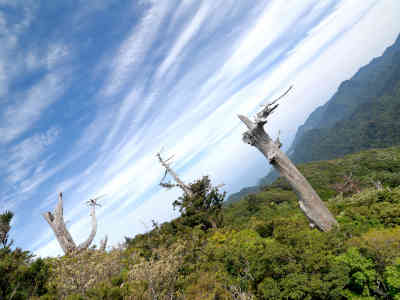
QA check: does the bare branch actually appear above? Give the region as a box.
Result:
[78,200,98,250]
[160,182,178,189]
[157,152,194,197]
[54,192,63,221]
[162,169,168,181]
[100,235,108,251]
[237,115,255,131]
[255,86,293,125]
[275,130,282,148]
[268,85,293,107]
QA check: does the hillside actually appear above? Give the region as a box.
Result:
[224,185,260,205]
[4,146,400,299]
[290,33,400,163]
[292,84,400,163]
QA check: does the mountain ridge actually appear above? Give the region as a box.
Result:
[289,32,400,161]
[228,32,400,203]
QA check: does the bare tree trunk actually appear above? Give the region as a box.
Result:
[157,153,194,197]
[42,192,107,254]
[238,87,338,232]
[42,193,77,253]
[77,204,97,250]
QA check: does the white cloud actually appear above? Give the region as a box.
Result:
[156,2,210,79]
[46,44,69,69]
[0,1,36,96]
[5,127,59,184]
[102,1,170,96]
[0,74,65,143]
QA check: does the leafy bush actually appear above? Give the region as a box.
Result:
[173,176,225,230]
[385,258,400,299]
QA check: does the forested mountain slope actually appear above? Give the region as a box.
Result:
[291,81,400,163]
[290,33,400,163]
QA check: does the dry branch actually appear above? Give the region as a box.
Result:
[100,235,108,251]
[238,87,338,232]
[157,152,194,197]
[157,152,225,229]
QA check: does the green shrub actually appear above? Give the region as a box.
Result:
[385,258,400,299]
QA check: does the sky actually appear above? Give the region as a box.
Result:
[0,0,399,257]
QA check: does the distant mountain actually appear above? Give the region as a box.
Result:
[225,185,260,205]
[289,33,400,163]
[291,86,400,163]
[229,33,400,203]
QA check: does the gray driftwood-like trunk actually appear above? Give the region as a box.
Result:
[42,192,108,254]
[157,152,194,197]
[238,87,338,232]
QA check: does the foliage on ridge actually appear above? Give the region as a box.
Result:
[2,146,400,299]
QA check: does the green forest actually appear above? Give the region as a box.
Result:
[2,146,400,299]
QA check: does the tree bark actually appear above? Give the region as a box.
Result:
[43,192,106,254]
[238,88,338,232]
[42,193,77,254]
[99,235,108,251]
[77,204,97,250]
[157,153,194,197]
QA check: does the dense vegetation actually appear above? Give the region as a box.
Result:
[1,146,400,299]
[0,211,50,299]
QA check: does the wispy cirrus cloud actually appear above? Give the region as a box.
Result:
[5,127,59,183]
[0,74,65,143]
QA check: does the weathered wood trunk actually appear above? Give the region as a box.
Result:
[238,87,338,232]
[42,193,77,253]
[77,204,97,250]
[99,235,108,251]
[157,153,194,197]
[43,192,107,254]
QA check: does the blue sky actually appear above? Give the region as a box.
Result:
[0,0,399,256]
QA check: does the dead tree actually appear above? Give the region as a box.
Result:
[332,172,361,195]
[99,235,108,251]
[238,87,338,232]
[157,152,194,197]
[42,192,108,254]
[157,152,224,229]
